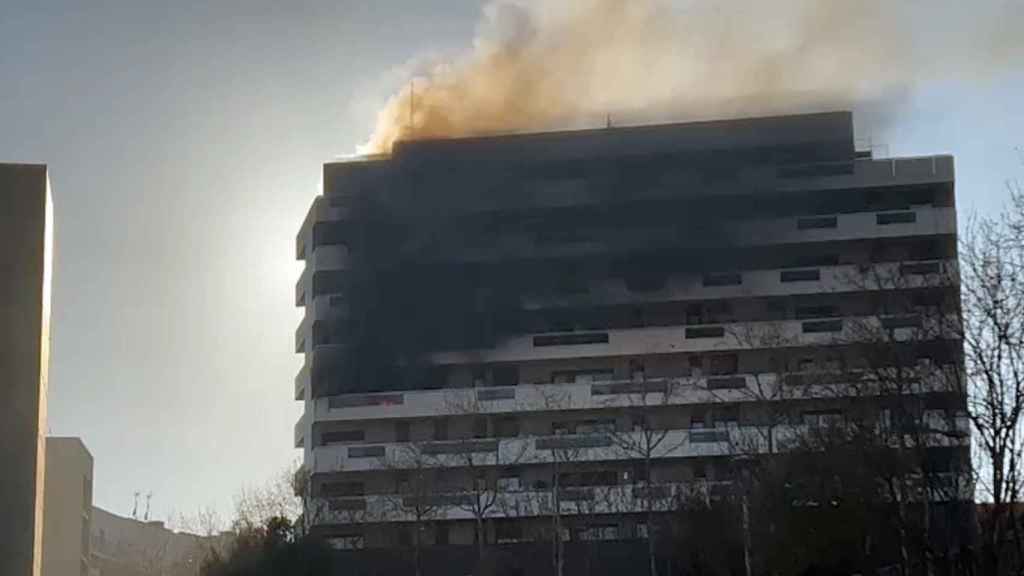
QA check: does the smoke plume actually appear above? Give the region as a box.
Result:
[359,0,1024,154]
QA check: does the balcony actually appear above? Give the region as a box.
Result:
[448,205,956,264]
[297,196,353,261]
[312,244,351,271]
[311,416,969,475]
[521,260,955,312]
[313,364,961,423]
[430,313,956,366]
[310,480,731,525]
[295,361,309,401]
[728,206,955,248]
[295,412,307,449]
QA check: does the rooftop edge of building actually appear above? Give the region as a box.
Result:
[326,111,855,172]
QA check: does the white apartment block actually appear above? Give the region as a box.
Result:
[293,112,966,554]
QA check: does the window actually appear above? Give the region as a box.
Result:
[473,417,489,439]
[877,211,917,225]
[789,252,839,267]
[534,333,609,347]
[498,469,521,492]
[496,522,524,543]
[686,326,724,339]
[632,462,649,483]
[708,354,738,376]
[395,421,410,443]
[795,305,839,319]
[433,419,449,441]
[493,365,519,387]
[326,535,364,550]
[630,359,646,381]
[881,314,923,329]
[797,215,838,230]
[686,303,704,325]
[780,269,821,283]
[435,524,449,546]
[624,269,668,292]
[576,419,616,434]
[713,406,740,428]
[495,417,520,438]
[688,355,703,375]
[802,319,843,333]
[702,272,742,287]
[471,365,487,387]
[707,376,746,390]
[901,261,942,276]
[693,462,707,479]
[706,301,733,323]
[347,446,385,458]
[578,524,619,541]
[322,481,364,497]
[689,412,707,429]
[321,429,365,445]
[477,387,515,401]
[552,369,614,384]
[803,410,843,427]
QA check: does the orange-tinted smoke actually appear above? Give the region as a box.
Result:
[359,0,1023,155]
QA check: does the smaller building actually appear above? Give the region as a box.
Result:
[90,507,227,576]
[42,437,94,576]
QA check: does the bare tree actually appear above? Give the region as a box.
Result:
[830,255,968,576]
[380,443,441,576]
[233,462,303,531]
[532,385,588,576]
[439,392,528,566]
[601,376,687,576]
[961,188,1024,575]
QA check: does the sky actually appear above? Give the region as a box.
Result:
[0,0,1021,525]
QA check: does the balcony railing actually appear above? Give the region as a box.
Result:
[315,364,961,423]
[311,480,732,525]
[311,415,970,475]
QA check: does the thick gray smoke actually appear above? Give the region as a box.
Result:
[359,0,1023,154]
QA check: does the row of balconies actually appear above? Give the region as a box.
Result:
[310,480,731,525]
[294,312,958,403]
[520,260,953,311]
[308,417,970,474]
[431,313,955,366]
[313,153,952,221]
[310,470,972,526]
[294,204,955,304]
[444,206,955,264]
[293,258,954,359]
[310,368,958,423]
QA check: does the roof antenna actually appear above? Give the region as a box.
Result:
[132,491,140,520]
[606,113,613,129]
[144,492,153,521]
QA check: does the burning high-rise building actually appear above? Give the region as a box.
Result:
[293,111,967,573]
